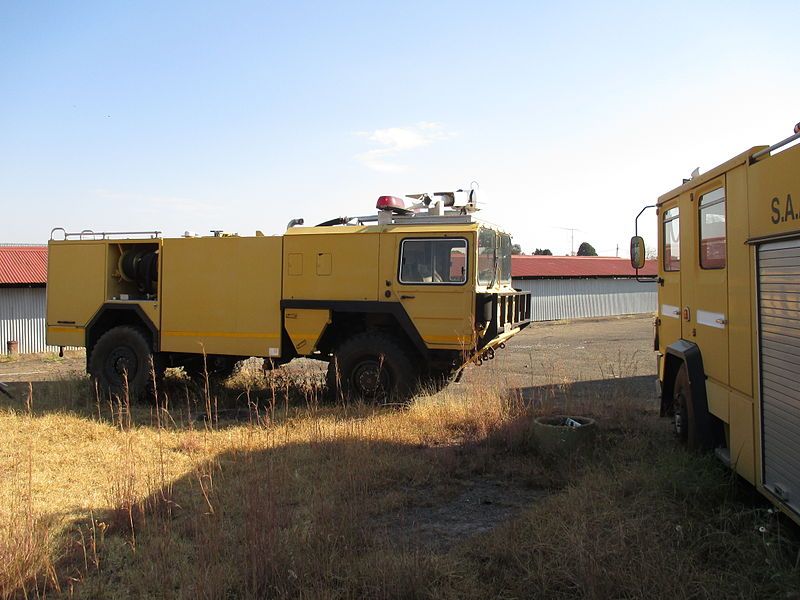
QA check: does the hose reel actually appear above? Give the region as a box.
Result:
[118,248,158,294]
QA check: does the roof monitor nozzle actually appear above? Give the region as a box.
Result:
[287,218,304,228]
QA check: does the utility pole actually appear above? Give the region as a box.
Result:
[557,227,579,256]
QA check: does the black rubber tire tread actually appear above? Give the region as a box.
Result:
[673,363,714,452]
[328,332,418,403]
[89,326,159,401]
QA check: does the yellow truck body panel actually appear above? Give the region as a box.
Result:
[159,236,283,357]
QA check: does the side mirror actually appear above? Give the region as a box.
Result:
[630,236,646,269]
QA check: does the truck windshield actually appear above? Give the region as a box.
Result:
[478,228,496,286]
[499,233,512,284]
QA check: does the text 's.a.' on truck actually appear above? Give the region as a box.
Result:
[47,189,532,402]
[630,123,800,526]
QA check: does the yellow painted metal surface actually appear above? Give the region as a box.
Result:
[725,165,753,396]
[284,308,331,355]
[46,326,85,348]
[283,231,380,301]
[46,241,107,346]
[160,236,283,357]
[748,142,800,240]
[379,231,476,350]
[729,391,756,485]
[705,379,729,423]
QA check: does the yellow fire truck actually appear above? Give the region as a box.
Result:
[47,190,531,401]
[631,124,800,525]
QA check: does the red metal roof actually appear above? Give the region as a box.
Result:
[512,255,658,278]
[0,246,48,285]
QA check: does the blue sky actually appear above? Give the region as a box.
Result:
[2,1,799,255]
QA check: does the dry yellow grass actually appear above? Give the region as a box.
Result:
[0,361,798,599]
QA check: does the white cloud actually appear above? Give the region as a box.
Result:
[354,122,454,172]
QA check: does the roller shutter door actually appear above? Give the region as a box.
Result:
[758,238,800,518]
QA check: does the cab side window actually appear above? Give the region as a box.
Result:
[699,188,726,269]
[663,206,680,271]
[399,238,467,284]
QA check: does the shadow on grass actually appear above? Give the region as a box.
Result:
[19,430,566,599]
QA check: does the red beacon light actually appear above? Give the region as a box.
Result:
[376,196,406,211]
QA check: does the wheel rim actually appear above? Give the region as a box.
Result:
[351,358,391,399]
[107,345,139,385]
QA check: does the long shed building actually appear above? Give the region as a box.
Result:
[511,255,658,322]
[0,246,50,353]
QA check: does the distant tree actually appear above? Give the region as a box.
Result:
[645,246,657,260]
[511,243,523,255]
[577,242,597,256]
[533,248,553,255]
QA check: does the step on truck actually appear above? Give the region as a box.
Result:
[47,189,531,401]
[631,123,800,526]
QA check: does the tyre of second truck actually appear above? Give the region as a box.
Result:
[328,332,418,403]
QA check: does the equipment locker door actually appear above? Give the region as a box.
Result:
[758,237,800,519]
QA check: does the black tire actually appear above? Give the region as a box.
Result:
[327,332,418,403]
[89,326,161,400]
[672,363,714,452]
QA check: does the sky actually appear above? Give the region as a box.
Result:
[2,1,799,256]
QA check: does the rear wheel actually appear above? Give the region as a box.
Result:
[328,332,418,403]
[89,326,161,400]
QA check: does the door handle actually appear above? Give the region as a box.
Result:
[400,295,415,299]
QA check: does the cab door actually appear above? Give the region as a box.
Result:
[658,199,683,363]
[682,177,729,388]
[379,232,474,350]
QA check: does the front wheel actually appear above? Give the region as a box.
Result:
[328,332,418,403]
[672,363,716,451]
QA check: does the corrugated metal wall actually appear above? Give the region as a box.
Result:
[512,277,657,321]
[0,287,54,353]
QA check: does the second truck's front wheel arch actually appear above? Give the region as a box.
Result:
[671,362,718,452]
[328,332,418,402]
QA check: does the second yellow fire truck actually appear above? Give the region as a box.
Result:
[632,123,800,525]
